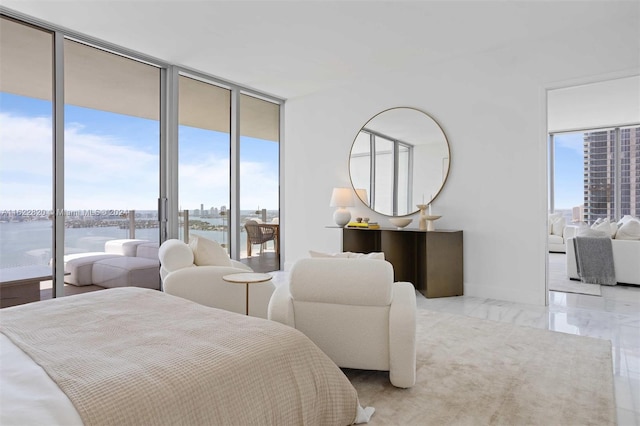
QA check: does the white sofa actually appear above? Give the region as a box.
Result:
[63,239,160,289]
[566,217,640,285]
[566,238,640,285]
[548,213,578,253]
[268,258,417,388]
[159,238,275,319]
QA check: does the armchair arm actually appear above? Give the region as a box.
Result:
[267,282,295,327]
[563,225,578,240]
[388,282,417,388]
[163,266,275,318]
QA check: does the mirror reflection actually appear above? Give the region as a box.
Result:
[349,107,450,216]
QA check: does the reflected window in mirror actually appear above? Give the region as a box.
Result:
[352,129,414,215]
[349,107,451,217]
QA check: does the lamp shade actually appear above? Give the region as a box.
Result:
[329,187,354,207]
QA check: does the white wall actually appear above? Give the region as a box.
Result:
[283,4,640,305]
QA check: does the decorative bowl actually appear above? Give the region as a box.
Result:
[389,217,413,229]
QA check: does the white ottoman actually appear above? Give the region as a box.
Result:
[92,257,160,290]
[64,252,123,286]
[104,239,150,257]
[136,242,159,259]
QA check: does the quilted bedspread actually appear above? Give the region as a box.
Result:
[1,287,360,425]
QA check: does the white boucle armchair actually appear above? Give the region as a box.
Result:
[159,239,275,318]
[268,258,417,388]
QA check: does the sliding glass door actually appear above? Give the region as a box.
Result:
[0,13,284,306]
[178,76,231,249]
[63,40,161,256]
[239,94,280,270]
[0,17,55,304]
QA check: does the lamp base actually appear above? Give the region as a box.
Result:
[333,208,351,227]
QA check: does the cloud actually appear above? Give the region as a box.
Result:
[1,112,280,211]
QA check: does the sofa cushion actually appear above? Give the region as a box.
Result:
[189,235,232,267]
[617,215,638,226]
[136,242,159,259]
[63,253,123,286]
[104,239,149,257]
[548,234,564,245]
[591,218,617,238]
[577,228,609,238]
[615,219,640,240]
[92,257,160,289]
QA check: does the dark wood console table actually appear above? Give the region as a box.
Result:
[342,227,463,298]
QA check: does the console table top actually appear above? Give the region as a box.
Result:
[332,226,461,233]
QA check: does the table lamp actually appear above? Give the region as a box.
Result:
[330,187,354,227]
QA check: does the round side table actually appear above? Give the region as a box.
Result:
[222,272,272,315]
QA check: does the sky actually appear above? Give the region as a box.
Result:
[552,132,585,210]
[0,92,279,212]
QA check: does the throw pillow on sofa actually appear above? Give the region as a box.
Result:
[617,215,638,226]
[577,227,609,238]
[548,213,565,236]
[615,219,640,240]
[590,218,618,238]
[189,235,232,266]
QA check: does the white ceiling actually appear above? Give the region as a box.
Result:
[1,0,634,100]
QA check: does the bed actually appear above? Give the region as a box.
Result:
[0,287,373,425]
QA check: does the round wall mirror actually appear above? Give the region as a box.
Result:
[349,107,450,217]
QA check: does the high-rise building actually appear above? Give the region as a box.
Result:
[583,127,639,223]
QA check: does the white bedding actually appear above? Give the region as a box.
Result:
[1,288,372,425]
[0,334,82,425]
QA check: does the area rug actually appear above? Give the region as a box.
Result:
[548,280,602,296]
[346,309,615,425]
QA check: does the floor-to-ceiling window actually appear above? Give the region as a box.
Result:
[239,94,280,271]
[0,13,283,305]
[178,76,231,249]
[550,126,639,224]
[0,17,54,299]
[63,39,161,256]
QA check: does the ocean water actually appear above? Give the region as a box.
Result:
[0,219,254,268]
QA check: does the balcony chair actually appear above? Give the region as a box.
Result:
[244,220,278,256]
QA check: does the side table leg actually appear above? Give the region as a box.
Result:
[245,283,249,315]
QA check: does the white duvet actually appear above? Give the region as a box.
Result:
[0,334,82,425]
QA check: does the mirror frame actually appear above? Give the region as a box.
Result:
[348,107,451,217]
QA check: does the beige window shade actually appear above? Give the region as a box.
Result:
[64,39,160,121]
[0,17,53,102]
[179,76,230,133]
[240,94,280,142]
[1,18,280,142]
